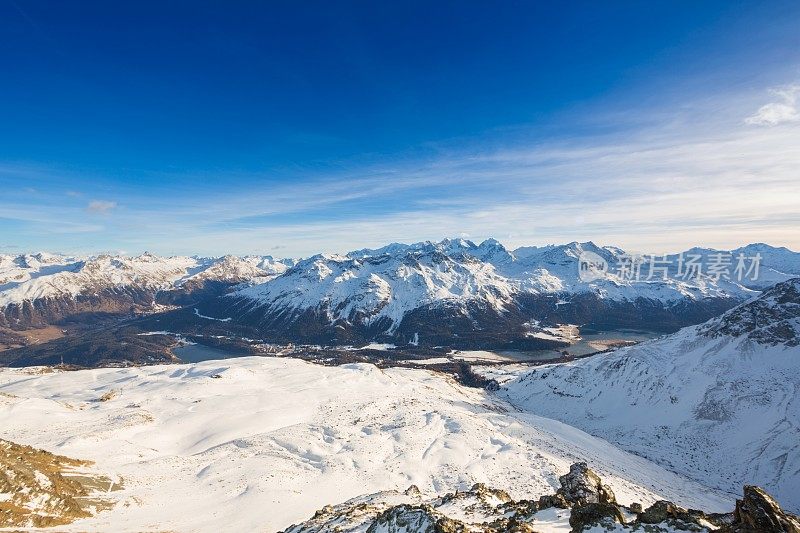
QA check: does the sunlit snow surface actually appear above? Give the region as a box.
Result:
[0,358,730,532]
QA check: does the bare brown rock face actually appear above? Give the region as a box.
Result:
[569,502,626,530]
[639,500,692,524]
[723,485,800,533]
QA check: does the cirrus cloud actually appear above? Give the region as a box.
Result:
[745,84,800,126]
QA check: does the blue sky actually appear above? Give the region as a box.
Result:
[2,1,799,257]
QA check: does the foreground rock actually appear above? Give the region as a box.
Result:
[728,486,800,533]
[0,439,119,528]
[283,462,800,533]
[556,461,616,506]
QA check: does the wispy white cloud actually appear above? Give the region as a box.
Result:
[1,81,799,257]
[86,200,118,214]
[745,84,800,126]
[106,116,799,256]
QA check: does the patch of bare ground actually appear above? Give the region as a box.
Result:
[586,338,638,351]
[18,325,66,346]
[0,439,120,528]
[0,326,65,352]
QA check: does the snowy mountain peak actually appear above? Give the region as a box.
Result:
[438,236,477,250]
[734,244,800,276]
[348,238,510,263]
[479,237,502,247]
[220,241,799,343]
[472,238,513,263]
[512,241,608,263]
[701,277,800,346]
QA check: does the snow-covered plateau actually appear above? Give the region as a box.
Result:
[0,357,732,532]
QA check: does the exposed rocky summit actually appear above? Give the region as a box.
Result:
[282,462,800,532]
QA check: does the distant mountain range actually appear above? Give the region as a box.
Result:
[1,240,799,350]
[0,252,292,329]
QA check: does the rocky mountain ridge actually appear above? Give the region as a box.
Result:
[283,462,800,532]
[700,277,800,346]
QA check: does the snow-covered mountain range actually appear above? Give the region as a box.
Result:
[2,240,799,348]
[235,238,751,322]
[0,252,291,328]
[204,239,799,346]
[2,254,799,530]
[497,278,800,512]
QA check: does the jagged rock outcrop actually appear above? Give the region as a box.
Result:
[366,505,461,533]
[556,462,616,506]
[724,486,800,533]
[639,500,697,524]
[282,462,799,533]
[536,493,569,509]
[569,502,625,531]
